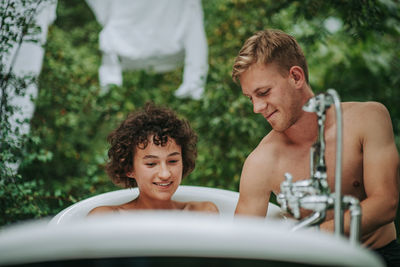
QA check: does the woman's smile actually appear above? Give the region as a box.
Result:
[153,181,173,188]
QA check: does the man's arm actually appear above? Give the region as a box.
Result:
[357,102,399,234]
[235,148,273,217]
[321,102,399,238]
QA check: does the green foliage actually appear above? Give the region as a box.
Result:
[1,0,399,227]
[0,0,61,226]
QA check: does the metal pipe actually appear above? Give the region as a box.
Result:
[343,196,362,245]
[327,89,344,237]
[317,111,326,169]
[291,211,326,232]
[279,89,360,244]
[310,146,315,178]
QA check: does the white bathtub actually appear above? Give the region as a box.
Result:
[49,185,284,225]
[0,186,385,266]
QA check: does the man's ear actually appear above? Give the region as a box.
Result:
[289,66,305,88]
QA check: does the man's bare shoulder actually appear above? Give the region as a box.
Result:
[343,101,390,119]
[240,130,283,190]
[235,131,282,216]
[342,101,392,134]
[246,131,283,166]
[184,201,219,213]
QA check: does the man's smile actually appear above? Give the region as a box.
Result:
[265,110,277,120]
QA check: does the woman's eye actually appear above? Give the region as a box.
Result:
[145,162,156,167]
[169,160,179,164]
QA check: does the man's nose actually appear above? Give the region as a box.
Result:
[158,163,171,180]
[253,99,267,114]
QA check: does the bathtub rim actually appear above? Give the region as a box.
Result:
[49,185,284,225]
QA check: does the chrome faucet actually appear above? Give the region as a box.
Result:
[277,89,361,245]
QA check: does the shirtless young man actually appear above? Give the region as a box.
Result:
[89,103,218,214]
[232,29,400,264]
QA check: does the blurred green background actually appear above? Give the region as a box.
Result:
[1,0,399,231]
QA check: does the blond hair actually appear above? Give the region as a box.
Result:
[232,29,309,84]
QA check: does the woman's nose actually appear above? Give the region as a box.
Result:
[158,163,171,180]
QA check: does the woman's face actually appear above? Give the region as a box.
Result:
[129,137,183,202]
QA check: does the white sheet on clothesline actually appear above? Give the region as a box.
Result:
[86,0,209,99]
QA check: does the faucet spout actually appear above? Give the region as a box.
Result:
[292,211,326,232]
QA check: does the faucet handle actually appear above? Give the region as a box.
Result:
[289,199,301,219]
[280,172,293,195]
[277,173,293,212]
[277,193,288,212]
[279,173,301,218]
[283,172,293,185]
[303,93,333,116]
[284,172,293,181]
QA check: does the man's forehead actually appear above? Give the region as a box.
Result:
[240,66,274,91]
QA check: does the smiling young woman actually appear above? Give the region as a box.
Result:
[88,103,218,215]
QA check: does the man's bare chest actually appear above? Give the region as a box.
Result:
[271,139,364,199]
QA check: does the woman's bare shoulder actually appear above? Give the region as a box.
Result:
[87,205,118,216]
[184,201,219,213]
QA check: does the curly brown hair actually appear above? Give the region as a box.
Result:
[106,103,197,188]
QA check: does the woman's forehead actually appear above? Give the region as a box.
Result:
[135,136,181,155]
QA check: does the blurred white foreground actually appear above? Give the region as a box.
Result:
[0,186,384,266]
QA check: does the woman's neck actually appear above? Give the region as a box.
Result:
[130,195,182,210]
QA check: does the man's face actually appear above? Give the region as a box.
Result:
[240,63,303,132]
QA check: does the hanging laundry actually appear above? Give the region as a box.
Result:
[86,0,209,100]
[1,0,58,172]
